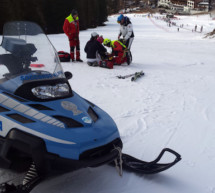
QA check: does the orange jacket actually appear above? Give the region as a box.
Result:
[63,14,79,40]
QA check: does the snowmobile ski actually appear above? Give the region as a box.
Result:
[131,71,144,81]
[117,71,144,79]
[121,148,181,174]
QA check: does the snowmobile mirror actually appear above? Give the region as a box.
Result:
[65,71,73,80]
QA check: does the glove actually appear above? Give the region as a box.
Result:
[118,35,121,40]
[108,55,113,61]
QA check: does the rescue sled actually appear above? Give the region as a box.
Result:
[0,21,181,193]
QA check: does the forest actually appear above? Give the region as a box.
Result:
[0,0,137,34]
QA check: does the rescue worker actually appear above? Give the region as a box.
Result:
[117,14,134,50]
[103,38,131,65]
[84,32,107,66]
[63,9,83,62]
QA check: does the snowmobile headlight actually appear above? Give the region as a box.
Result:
[32,83,70,99]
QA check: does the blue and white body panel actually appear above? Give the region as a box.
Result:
[0,90,120,160]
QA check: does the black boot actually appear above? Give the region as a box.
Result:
[76,59,83,62]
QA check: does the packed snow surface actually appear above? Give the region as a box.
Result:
[2,13,215,193]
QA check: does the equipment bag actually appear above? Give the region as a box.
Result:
[58,51,70,62]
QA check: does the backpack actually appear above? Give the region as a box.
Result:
[58,51,70,62]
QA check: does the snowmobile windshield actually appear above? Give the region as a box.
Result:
[0,21,72,100]
[0,21,65,82]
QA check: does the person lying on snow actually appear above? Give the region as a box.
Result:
[103,38,131,65]
[84,32,107,66]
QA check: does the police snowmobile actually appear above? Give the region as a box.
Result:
[0,21,181,193]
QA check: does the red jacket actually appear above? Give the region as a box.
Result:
[112,41,126,52]
[63,14,79,40]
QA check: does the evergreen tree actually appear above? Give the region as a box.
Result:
[0,0,109,34]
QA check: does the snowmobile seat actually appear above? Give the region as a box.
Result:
[2,37,26,53]
[0,37,37,75]
[1,37,37,58]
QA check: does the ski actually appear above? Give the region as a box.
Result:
[117,71,144,79]
[110,148,181,175]
[121,148,181,174]
[117,73,135,79]
[131,71,144,81]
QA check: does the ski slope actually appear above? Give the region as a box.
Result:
[2,13,215,193]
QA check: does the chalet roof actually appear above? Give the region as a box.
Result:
[198,2,209,4]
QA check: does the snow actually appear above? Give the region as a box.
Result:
[2,13,215,193]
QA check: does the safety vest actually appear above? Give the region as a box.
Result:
[111,40,126,49]
[66,14,79,23]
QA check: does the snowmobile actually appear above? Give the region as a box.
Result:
[0,21,181,193]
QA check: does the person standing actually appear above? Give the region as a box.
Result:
[200,26,203,33]
[117,14,134,50]
[63,9,83,62]
[194,25,197,32]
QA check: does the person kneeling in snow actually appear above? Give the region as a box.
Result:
[84,32,107,66]
[103,38,131,65]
